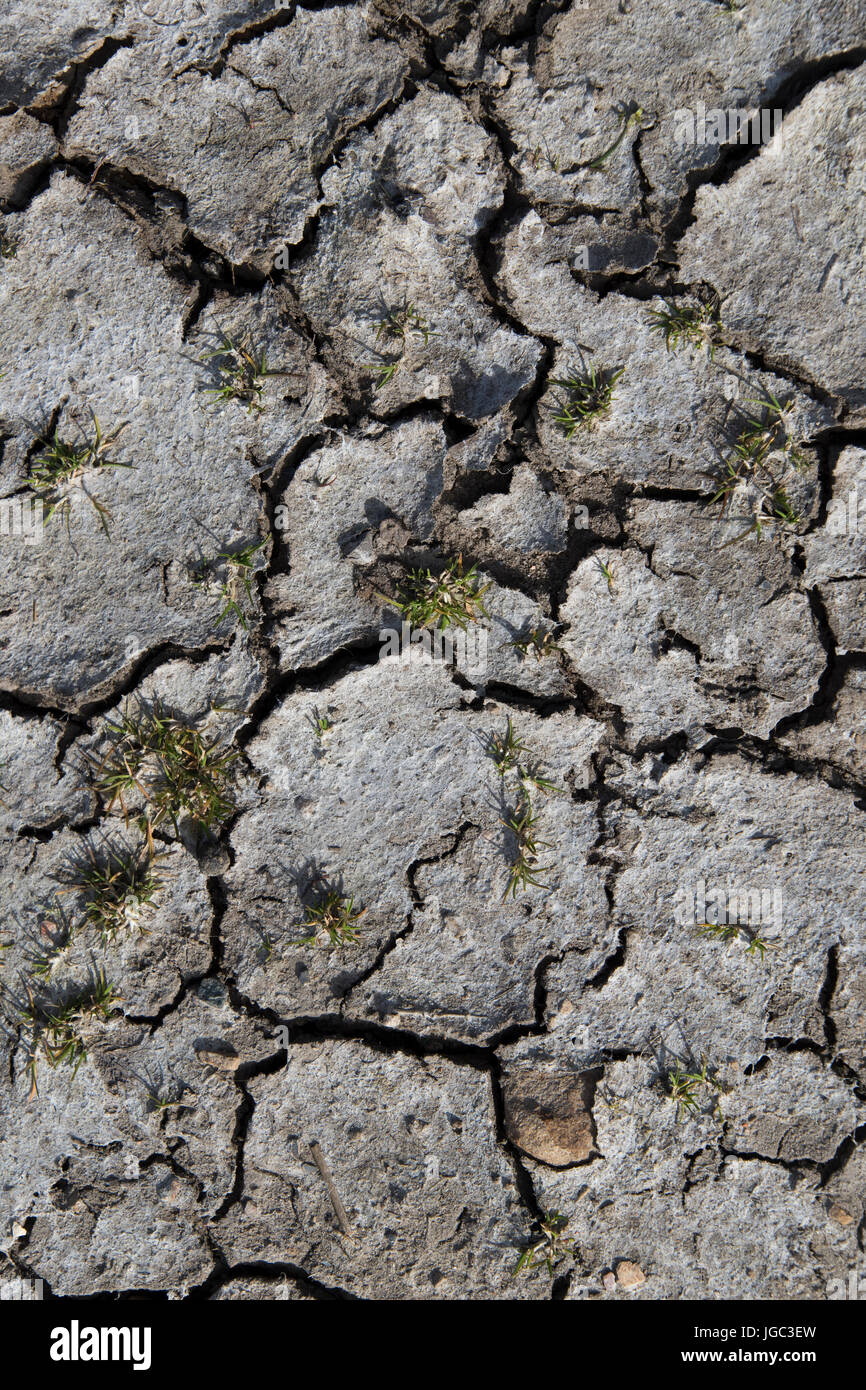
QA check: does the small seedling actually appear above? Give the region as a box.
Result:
[510,627,563,662]
[380,555,491,632]
[0,232,19,259]
[502,790,552,899]
[769,490,802,528]
[309,709,333,741]
[28,417,129,535]
[520,764,560,796]
[664,1057,721,1121]
[373,301,435,348]
[94,702,239,841]
[744,929,770,961]
[200,334,274,411]
[648,298,723,360]
[710,388,810,540]
[701,922,771,963]
[513,1211,574,1277]
[486,719,561,794]
[364,299,436,390]
[194,537,267,630]
[595,557,616,593]
[368,359,400,388]
[297,883,365,948]
[550,363,623,435]
[146,1084,194,1116]
[70,841,162,942]
[588,106,644,169]
[696,922,739,946]
[487,717,530,777]
[530,140,561,173]
[21,970,119,1095]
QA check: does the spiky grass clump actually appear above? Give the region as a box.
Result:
[373,300,435,348]
[513,1211,574,1278]
[28,417,129,535]
[95,703,239,840]
[710,389,810,540]
[21,970,119,1095]
[71,841,162,942]
[487,718,559,899]
[298,883,366,948]
[24,910,74,980]
[200,334,274,411]
[648,298,723,359]
[509,627,563,662]
[663,1057,722,1121]
[383,555,491,632]
[550,363,624,436]
[502,790,552,899]
[486,718,559,794]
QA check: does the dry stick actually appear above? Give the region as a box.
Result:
[308,1139,353,1238]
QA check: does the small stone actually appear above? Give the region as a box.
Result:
[195,1048,240,1072]
[616,1260,647,1290]
[11,1220,27,1239]
[829,1204,855,1226]
[602,1270,616,1292]
[502,1070,596,1166]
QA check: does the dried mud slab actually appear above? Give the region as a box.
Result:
[680,64,866,421]
[214,1038,544,1299]
[222,655,606,1035]
[508,0,866,222]
[559,501,826,744]
[291,89,543,418]
[497,211,834,490]
[542,753,865,1065]
[64,7,411,270]
[0,176,333,710]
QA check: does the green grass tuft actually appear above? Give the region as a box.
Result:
[550,363,624,435]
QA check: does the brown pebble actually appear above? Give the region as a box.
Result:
[829,1203,855,1226]
[616,1260,646,1290]
[195,1048,240,1071]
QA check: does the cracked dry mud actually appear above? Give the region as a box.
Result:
[0,0,863,1304]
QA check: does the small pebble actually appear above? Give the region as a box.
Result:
[195,1048,240,1071]
[616,1260,646,1290]
[829,1203,855,1226]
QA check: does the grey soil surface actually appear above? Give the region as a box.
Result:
[0,0,864,1301]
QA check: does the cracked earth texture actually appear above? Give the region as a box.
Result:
[0,0,864,1302]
